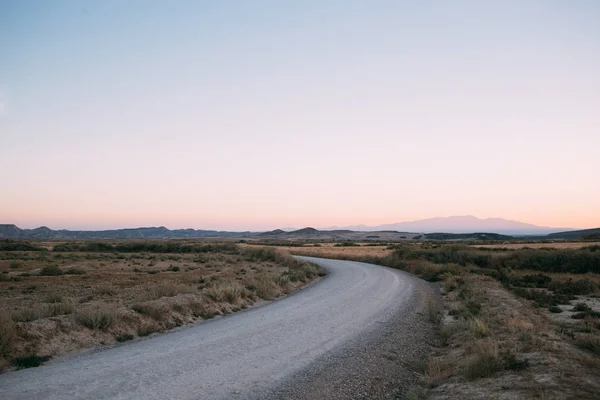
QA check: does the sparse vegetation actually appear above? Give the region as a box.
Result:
[11,354,52,369]
[0,241,324,372]
[0,310,16,356]
[287,242,600,399]
[75,306,116,329]
[38,265,63,276]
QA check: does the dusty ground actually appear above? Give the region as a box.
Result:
[0,245,323,372]
[414,274,600,400]
[473,241,600,249]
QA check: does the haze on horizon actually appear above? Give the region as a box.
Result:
[1,1,599,232]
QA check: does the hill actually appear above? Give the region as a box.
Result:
[0,225,249,239]
[424,232,514,241]
[546,228,600,240]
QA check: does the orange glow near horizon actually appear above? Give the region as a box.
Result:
[1,2,599,231]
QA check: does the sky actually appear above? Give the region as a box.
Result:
[1,1,599,231]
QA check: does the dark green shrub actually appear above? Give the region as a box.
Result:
[39,265,63,276]
[11,355,52,369]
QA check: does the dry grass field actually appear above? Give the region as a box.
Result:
[473,241,600,250]
[0,242,324,372]
[244,242,394,259]
[271,242,600,399]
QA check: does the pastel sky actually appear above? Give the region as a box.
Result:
[1,1,599,230]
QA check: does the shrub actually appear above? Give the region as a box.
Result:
[39,265,63,276]
[503,353,530,371]
[131,303,168,320]
[9,261,22,269]
[573,303,591,312]
[116,333,134,342]
[468,317,489,337]
[0,310,16,356]
[465,339,502,379]
[96,285,118,296]
[11,355,52,369]
[548,306,563,313]
[205,283,245,303]
[64,267,86,275]
[11,302,74,322]
[75,307,116,329]
[44,293,64,303]
[247,275,278,300]
[425,359,453,387]
[427,301,443,325]
[146,283,191,300]
[575,334,600,355]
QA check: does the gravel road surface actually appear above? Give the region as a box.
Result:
[0,257,436,400]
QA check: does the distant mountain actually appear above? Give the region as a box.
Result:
[326,216,571,235]
[0,224,250,239]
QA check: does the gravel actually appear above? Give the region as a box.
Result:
[0,257,438,400]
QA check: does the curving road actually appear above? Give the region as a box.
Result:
[0,257,421,400]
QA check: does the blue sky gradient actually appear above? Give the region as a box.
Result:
[1,1,599,230]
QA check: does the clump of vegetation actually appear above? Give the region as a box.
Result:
[131,303,167,320]
[64,267,86,275]
[575,334,600,355]
[0,310,17,356]
[205,283,246,303]
[465,339,502,379]
[11,302,75,322]
[116,333,134,342]
[11,354,52,369]
[75,306,116,329]
[39,265,64,276]
[145,283,191,300]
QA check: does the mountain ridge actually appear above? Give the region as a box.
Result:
[324,215,572,235]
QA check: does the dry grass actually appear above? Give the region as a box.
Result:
[75,305,116,329]
[424,359,453,387]
[0,310,16,356]
[11,302,75,322]
[258,243,393,259]
[144,283,192,300]
[474,241,600,250]
[423,274,600,399]
[0,243,324,371]
[204,282,246,303]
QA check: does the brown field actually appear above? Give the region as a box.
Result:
[473,241,600,249]
[0,244,324,372]
[243,242,394,259]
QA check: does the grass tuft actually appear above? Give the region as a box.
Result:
[75,306,116,329]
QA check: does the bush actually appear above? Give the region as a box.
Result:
[146,283,191,300]
[0,310,16,356]
[116,333,134,342]
[205,283,245,303]
[548,306,563,313]
[75,307,116,329]
[64,267,86,275]
[11,354,52,369]
[573,303,591,312]
[465,339,502,379]
[131,303,167,320]
[39,265,63,276]
[575,334,600,355]
[11,302,74,322]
